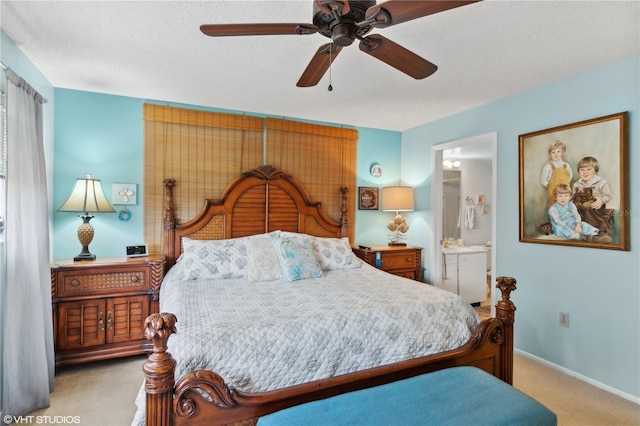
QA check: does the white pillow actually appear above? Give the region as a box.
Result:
[279,231,308,239]
[181,237,249,280]
[245,237,282,283]
[312,236,361,271]
[270,235,323,282]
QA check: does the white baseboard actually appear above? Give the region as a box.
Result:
[515,348,640,405]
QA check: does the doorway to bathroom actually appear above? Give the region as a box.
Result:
[430,132,497,309]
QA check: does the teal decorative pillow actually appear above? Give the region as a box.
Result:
[270,236,323,282]
[311,237,361,271]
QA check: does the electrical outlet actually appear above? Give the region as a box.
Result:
[559,312,570,327]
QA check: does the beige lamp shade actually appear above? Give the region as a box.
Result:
[382,186,414,246]
[381,186,414,212]
[58,175,116,213]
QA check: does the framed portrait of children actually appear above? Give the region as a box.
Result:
[518,111,629,251]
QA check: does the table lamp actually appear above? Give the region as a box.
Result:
[382,186,414,246]
[58,174,115,261]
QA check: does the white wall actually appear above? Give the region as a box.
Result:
[401,55,640,400]
[459,159,492,246]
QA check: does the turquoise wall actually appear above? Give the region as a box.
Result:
[52,92,401,259]
[355,127,402,246]
[402,55,640,400]
[53,91,146,258]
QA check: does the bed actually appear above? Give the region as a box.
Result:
[137,165,517,426]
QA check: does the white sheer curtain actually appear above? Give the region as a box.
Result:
[1,68,54,419]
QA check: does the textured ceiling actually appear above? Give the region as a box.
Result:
[2,1,638,131]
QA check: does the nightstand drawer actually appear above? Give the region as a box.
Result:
[394,270,418,280]
[379,251,417,271]
[352,246,422,282]
[57,268,149,297]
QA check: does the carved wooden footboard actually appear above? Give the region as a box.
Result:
[142,277,516,426]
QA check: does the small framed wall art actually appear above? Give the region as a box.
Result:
[112,183,137,205]
[359,187,379,210]
[369,163,383,178]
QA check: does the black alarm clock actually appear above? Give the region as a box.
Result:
[126,244,148,257]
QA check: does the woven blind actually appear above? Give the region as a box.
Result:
[266,117,357,242]
[143,104,264,254]
[144,104,357,254]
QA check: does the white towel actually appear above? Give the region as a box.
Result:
[464,205,475,229]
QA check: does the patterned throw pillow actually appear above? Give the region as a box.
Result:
[245,237,282,283]
[270,236,323,282]
[181,237,249,280]
[311,236,361,271]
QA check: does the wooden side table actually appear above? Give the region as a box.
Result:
[50,256,165,366]
[352,245,423,281]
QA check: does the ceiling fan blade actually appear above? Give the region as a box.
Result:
[365,0,480,28]
[359,34,437,79]
[200,23,318,37]
[297,43,343,87]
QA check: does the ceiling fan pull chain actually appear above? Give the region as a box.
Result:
[328,41,333,92]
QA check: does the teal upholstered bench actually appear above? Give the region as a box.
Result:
[258,366,557,426]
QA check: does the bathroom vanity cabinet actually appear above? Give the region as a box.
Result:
[441,247,487,305]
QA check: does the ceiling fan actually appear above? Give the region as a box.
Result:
[200,0,480,87]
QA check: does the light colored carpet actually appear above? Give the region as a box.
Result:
[28,356,146,426]
[513,355,639,425]
[27,353,639,426]
[474,305,491,320]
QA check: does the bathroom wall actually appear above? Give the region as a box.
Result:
[459,159,492,246]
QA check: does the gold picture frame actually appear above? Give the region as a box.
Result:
[519,112,629,250]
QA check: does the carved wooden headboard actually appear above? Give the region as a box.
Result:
[162,165,348,267]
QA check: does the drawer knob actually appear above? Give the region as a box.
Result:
[130,275,139,283]
[70,279,79,287]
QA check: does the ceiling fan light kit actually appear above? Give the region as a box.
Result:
[200,0,480,87]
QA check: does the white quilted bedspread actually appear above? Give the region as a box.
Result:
[132,262,479,425]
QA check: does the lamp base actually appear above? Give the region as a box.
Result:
[74,245,96,261]
[74,254,96,261]
[388,242,407,246]
[75,215,96,261]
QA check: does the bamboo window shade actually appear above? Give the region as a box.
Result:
[143,104,357,254]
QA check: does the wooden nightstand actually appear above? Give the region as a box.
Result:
[352,245,423,281]
[50,256,165,367]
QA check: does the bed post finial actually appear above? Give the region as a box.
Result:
[340,187,348,237]
[163,179,176,228]
[143,312,177,426]
[495,276,517,384]
[163,179,177,266]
